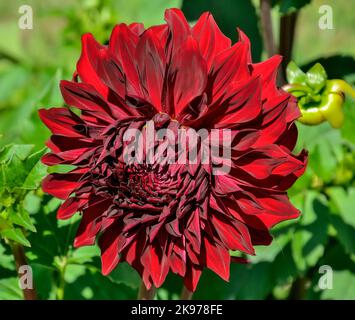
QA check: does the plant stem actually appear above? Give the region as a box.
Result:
[288,276,308,300]
[11,242,37,300]
[56,267,66,300]
[180,286,193,300]
[279,11,299,83]
[137,281,156,300]
[55,256,67,300]
[260,0,277,57]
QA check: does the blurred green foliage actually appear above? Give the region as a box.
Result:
[0,0,354,300]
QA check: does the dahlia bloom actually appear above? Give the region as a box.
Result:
[39,8,307,291]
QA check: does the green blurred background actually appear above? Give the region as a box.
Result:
[0,0,354,300]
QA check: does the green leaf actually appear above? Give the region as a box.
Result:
[327,187,355,229]
[0,145,47,192]
[250,230,292,263]
[8,207,36,232]
[193,262,274,299]
[272,243,299,285]
[286,61,307,85]
[291,192,329,271]
[0,144,33,163]
[0,243,14,271]
[330,215,355,255]
[321,270,355,300]
[0,278,23,300]
[306,63,328,93]
[67,246,100,265]
[0,67,29,103]
[63,268,136,300]
[31,263,56,300]
[107,262,141,289]
[22,148,47,190]
[300,123,344,183]
[0,228,30,247]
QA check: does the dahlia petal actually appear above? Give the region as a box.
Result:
[164,8,190,59]
[147,24,169,46]
[42,147,92,166]
[109,24,143,98]
[124,234,144,265]
[99,223,121,275]
[74,198,112,247]
[247,225,273,246]
[41,153,66,166]
[57,196,86,220]
[251,55,282,103]
[39,108,84,138]
[262,94,290,125]
[141,244,169,288]
[184,264,202,292]
[169,241,186,276]
[128,22,145,36]
[185,209,201,254]
[239,157,276,180]
[186,242,201,265]
[60,80,115,123]
[95,51,126,99]
[204,237,230,281]
[184,77,261,129]
[210,195,256,253]
[237,191,300,228]
[42,170,86,199]
[213,77,262,127]
[211,40,250,101]
[47,135,94,152]
[170,252,186,276]
[136,29,166,111]
[232,129,260,151]
[254,108,289,147]
[76,33,109,98]
[211,212,254,254]
[284,95,301,122]
[168,36,207,117]
[192,12,231,70]
[237,29,252,64]
[165,218,181,237]
[213,174,241,195]
[236,146,303,180]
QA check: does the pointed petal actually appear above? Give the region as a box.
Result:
[136,29,166,111]
[192,12,231,70]
[169,36,207,117]
[39,108,84,138]
[76,33,109,97]
[99,223,121,275]
[204,238,230,281]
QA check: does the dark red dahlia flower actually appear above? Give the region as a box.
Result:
[39,8,307,291]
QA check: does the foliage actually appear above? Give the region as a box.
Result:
[0,145,46,247]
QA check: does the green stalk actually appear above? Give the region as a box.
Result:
[137,281,156,300]
[180,286,193,300]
